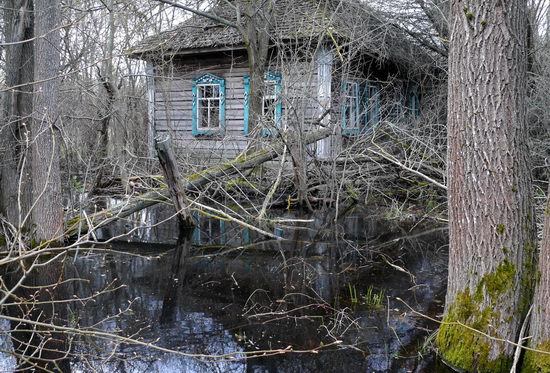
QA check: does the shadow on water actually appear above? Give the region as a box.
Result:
[1,204,450,372]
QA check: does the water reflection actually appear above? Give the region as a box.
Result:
[1,205,448,372]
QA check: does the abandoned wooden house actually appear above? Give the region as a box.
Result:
[129,0,429,162]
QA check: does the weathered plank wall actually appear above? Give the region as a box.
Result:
[153,51,320,162]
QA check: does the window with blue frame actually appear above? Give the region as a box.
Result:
[243,72,283,136]
[192,73,225,136]
[363,82,380,128]
[341,81,361,136]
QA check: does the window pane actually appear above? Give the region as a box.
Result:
[199,106,209,128]
[212,85,220,97]
[210,106,220,128]
[264,81,276,97]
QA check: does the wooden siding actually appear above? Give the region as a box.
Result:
[153,54,321,161]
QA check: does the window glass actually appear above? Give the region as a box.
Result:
[262,80,277,122]
[197,83,221,129]
[343,82,359,129]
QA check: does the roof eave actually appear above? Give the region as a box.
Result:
[127,44,247,61]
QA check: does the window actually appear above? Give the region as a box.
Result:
[192,73,225,136]
[341,81,360,136]
[364,83,380,128]
[243,72,282,136]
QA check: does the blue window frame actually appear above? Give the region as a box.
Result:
[243,72,283,136]
[192,73,225,136]
[364,82,380,128]
[341,81,361,136]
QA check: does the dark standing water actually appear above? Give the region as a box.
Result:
[0,205,449,372]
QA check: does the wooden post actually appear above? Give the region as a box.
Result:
[154,135,194,229]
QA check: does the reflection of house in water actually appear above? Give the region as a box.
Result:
[191,211,284,246]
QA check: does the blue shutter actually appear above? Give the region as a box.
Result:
[243,75,250,135]
[271,72,283,129]
[191,73,225,136]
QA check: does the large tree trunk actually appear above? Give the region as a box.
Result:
[31,0,64,243]
[524,183,550,370]
[436,0,536,371]
[0,0,34,228]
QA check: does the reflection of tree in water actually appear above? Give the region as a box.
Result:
[0,206,448,372]
[3,255,72,372]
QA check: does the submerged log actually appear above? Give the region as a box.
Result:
[155,136,194,228]
[65,128,332,238]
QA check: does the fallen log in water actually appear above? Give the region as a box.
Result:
[65,128,332,238]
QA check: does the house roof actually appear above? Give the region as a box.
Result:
[128,0,431,71]
[132,1,371,53]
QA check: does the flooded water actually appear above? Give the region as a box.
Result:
[1,205,449,372]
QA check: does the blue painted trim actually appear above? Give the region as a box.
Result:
[192,73,225,136]
[243,72,282,137]
[243,75,250,136]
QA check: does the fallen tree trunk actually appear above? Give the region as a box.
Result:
[65,128,332,238]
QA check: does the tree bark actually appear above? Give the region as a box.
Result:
[31,0,64,243]
[436,0,536,371]
[242,0,274,138]
[155,136,194,228]
[1,0,34,228]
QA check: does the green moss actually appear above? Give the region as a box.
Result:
[0,234,6,247]
[520,240,537,316]
[66,216,81,228]
[480,19,487,27]
[437,261,520,372]
[345,183,359,200]
[501,247,510,256]
[462,7,475,21]
[437,288,511,372]
[476,260,516,300]
[226,178,257,190]
[524,341,550,372]
[496,224,506,235]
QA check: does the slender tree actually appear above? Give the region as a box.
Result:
[436,0,536,371]
[1,0,34,228]
[31,0,64,242]
[524,184,550,370]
